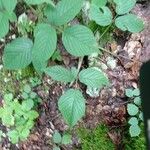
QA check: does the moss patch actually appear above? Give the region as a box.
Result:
[123,123,146,150]
[77,124,115,150]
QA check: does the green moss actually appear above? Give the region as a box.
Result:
[123,123,146,150]
[77,124,115,150]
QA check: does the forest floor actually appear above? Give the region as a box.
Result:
[0,1,150,150]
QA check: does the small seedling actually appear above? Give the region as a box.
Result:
[125,88,143,137]
[52,130,72,150]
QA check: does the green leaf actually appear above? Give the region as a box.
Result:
[79,67,109,88]
[115,14,144,33]
[114,0,136,15]
[22,92,29,99]
[4,93,13,103]
[134,97,141,106]
[44,66,75,83]
[125,89,133,98]
[53,131,62,144]
[58,89,85,127]
[1,0,17,12]
[139,111,143,121]
[19,128,30,140]
[23,84,31,94]
[25,0,55,5]
[0,12,9,39]
[53,146,61,150]
[92,0,107,7]
[2,113,14,127]
[30,92,37,99]
[7,130,19,144]
[89,5,112,26]
[62,25,99,56]
[21,99,34,111]
[32,23,57,62]
[44,0,83,26]
[128,117,138,126]
[127,104,139,116]
[133,88,140,96]
[129,125,141,137]
[62,134,72,145]
[3,37,33,69]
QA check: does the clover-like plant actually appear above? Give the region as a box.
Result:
[125,88,143,137]
[0,92,39,144]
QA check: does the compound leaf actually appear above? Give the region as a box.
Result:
[115,14,144,33]
[79,67,109,88]
[114,0,136,15]
[44,66,75,83]
[62,25,99,56]
[3,37,33,69]
[44,0,83,26]
[89,5,112,26]
[58,89,85,127]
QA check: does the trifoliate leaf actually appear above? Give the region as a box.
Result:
[115,14,144,33]
[53,131,62,144]
[58,89,85,127]
[79,67,109,88]
[114,0,136,15]
[0,12,9,39]
[62,25,99,56]
[3,37,33,69]
[44,0,83,26]
[32,23,57,62]
[133,88,140,96]
[92,0,107,7]
[125,89,133,98]
[44,66,75,83]
[89,5,112,26]
[128,117,138,126]
[127,104,139,116]
[129,125,141,137]
[62,134,72,145]
[134,97,141,106]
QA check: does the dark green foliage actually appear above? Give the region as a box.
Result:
[77,125,115,150]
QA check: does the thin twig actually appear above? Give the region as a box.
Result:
[98,46,142,63]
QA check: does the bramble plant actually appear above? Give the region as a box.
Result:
[0,90,39,144]
[0,0,144,129]
[125,88,143,137]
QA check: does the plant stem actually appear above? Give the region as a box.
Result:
[98,46,142,63]
[69,57,84,87]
